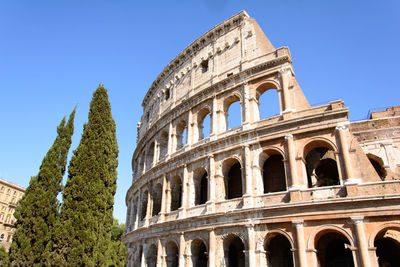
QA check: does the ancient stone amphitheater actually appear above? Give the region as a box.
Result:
[123,11,400,267]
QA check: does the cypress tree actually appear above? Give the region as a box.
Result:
[9,109,75,266]
[56,85,119,266]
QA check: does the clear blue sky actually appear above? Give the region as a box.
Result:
[1,0,399,223]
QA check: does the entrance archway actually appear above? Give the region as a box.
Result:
[224,235,245,267]
[316,231,354,267]
[191,239,208,267]
[374,229,400,267]
[265,234,294,267]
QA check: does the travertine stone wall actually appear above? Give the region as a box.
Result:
[124,11,400,267]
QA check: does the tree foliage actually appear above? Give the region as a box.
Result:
[54,85,119,266]
[110,219,127,267]
[9,109,75,266]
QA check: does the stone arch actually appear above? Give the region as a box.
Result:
[159,130,169,160]
[303,139,340,188]
[259,148,287,193]
[370,223,400,267]
[146,141,155,169]
[307,225,355,250]
[140,189,149,221]
[165,240,179,267]
[191,238,208,267]
[223,93,242,130]
[197,107,211,141]
[146,243,157,267]
[255,81,281,120]
[366,153,387,180]
[193,167,208,205]
[176,119,188,150]
[152,183,162,216]
[264,230,294,267]
[170,175,182,211]
[222,233,247,267]
[222,157,243,200]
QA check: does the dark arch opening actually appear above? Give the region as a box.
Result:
[263,154,286,193]
[194,171,208,205]
[226,162,243,199]
[159,131,169,160]
[191,239,208,267]
[306,147,339,187]
[176,120,187,150]
[225,236,245,267]
[152,184,162,216]
[367,154,387,180]
[146,142,155,169]
[170,177,182,211]
[140,191,148,221]
[316,232,354,267]
[265,234,293,267]
[166,241,179,267]
[374,229,400,267]
[146,244,157,267]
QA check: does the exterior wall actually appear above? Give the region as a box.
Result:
[123,11,400,267]
[0,179,25,251]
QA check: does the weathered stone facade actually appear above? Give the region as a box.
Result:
[123,11,400,267]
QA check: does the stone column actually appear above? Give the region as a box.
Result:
[351,216,371,267]
[285,134,300,189]
[179,233,186,267]
[159,175,167,222]
[143,150,148,173]
[187,109,193,146]
[242,82,250,126]
[179,164,188,217]
[145,189,152,226]
[136,189,142,227]
[292,219,307,267]
[167,122,173,156]
[153,140,159,167]
[279,65,292,112]
[208,155,216,202]
[247,223,256,266]
[157,239,163,267]
[211,96,218,136]
[335,124,356,184]
[209,229,216,267]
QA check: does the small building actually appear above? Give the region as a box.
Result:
[0,179,25,251]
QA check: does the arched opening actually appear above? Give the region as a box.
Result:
[159,131,169,160]
[139,151,146,174]
[224,95,241,131]
[224,159,243,200]
[316,231,354,267]
[146,244,157,267]
[152,183,162,216]
[194,168,208,205]
[176,120,187,150]
[136,245,143,267]
[140,190,148,221]
[224,235,245,267]
[374,229,400,267]
[191,239,208,267]
[265,234,293,267]
[257,84,280,120]
[198,109,211,141]
[263,154,286,193]
[367,154,387,180]
[170,176,182,211]
[146,142,155,169]
[305,144,339,187]
[166,241,179,267]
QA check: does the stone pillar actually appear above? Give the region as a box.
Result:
[247,223,256,266]
[285,134,300,189]
[153,140,159,167]
[351,216,371,267]
[335,124,356,184]
[157,239,163,267]
[292,219,307,267]
[209,229,216,267]
[143,150,147,173]
[179,164,188,217]
[187,110,193,146]
[242,82,250,126]
[179,233,186,267]
[211,96,218,136]
[141,245,145,267]
[136,189,142,227]
[159,175,167,222]
[145,189,152,226]
[167,122,173,156]
[208,155,216,202]
[279,65,292,112]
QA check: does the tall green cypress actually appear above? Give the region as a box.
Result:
[56,85,119,266]
[9,109,75,266]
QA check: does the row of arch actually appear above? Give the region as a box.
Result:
[135,82,282,177]
[129,225,400,267]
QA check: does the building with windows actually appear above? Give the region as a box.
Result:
[0,179,25,251]
[123,11,400,267]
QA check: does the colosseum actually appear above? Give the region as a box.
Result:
[123,11,400,267]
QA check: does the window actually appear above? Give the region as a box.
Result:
[13,191,16,195]
[0,213,3,220]
[165,89,170,100]
[0,234,4,241]
[1,186,3,191]
[5,215,10,223]
[201,59,209,72]
[7,189,10,194]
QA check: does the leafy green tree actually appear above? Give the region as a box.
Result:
[9,109,75,266]
[110,219,127,267]
[0,246,9,266]
[55,85,119,266]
